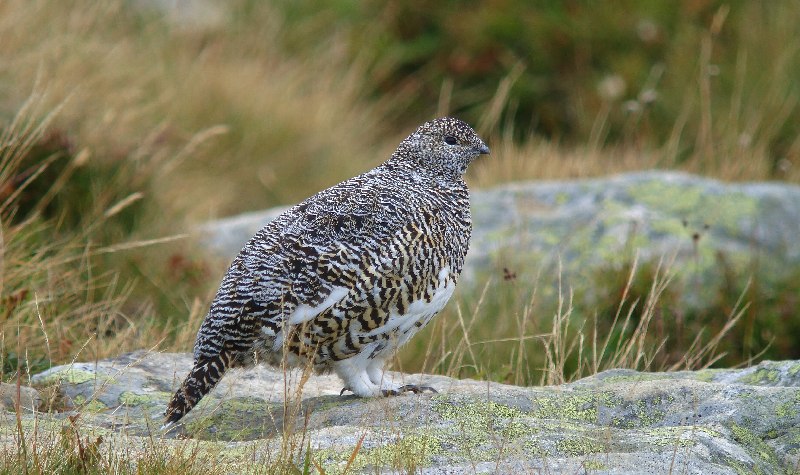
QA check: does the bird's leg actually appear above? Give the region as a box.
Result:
[339,358,388,395]
[333,357,384,397]
[366,357,389,386]
[335,358,437,397]
[366,358,436,395]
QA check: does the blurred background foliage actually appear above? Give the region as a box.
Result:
[1,0,799,381]
[277,0,800,168]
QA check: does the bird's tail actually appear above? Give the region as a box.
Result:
[164,353,230,426]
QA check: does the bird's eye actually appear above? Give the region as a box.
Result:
[444,136,458,145]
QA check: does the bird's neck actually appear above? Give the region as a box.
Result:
[384,146,465,184]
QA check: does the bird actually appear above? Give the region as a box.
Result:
[164,117,490,426]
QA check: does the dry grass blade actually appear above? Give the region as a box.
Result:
[341,431,367,475]
[669,279,752,371]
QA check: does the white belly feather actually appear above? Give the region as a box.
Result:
[366,266,455,349]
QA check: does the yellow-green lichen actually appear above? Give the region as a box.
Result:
[597,373,672,384]
[360,432,442,471]
[641,426,700,448]
[555,436,605,456]
[738,368,780,385]
[633,398,667,427]
[428,395,538,460]
[608,399,667,429]
[775,399,798,419]
[37,368,99,385]
[432,395,526,430]
[529,391,617,424]
[729,422,780,466]
[85,400,106,412]
[728,459,757,475]
[628,180,757,235]
[522,439,550,457]
[72,395,106,413]
[185,397,279,441]
[313,431,444,475]
[119,391,171,406]
[788,363,800,378]
[583,459,607,470]
[693,369,723,382]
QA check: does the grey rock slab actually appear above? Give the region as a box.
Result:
[196,171,800,309]
[5,351,798,473]
[0,382,41,412]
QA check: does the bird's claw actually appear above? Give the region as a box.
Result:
[341,384,438,397]
[382,384,438,396]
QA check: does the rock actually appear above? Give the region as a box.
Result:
[6,351,798,473]
[0,382,41,412]
[197,171,800,309]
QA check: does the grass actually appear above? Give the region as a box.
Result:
[1,0,799,471]
[399,253,751,388]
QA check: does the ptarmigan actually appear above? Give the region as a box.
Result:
[165,117,489,425]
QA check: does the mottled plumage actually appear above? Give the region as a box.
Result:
[165,117,489,425]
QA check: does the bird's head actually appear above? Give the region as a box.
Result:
[391,117,490,179]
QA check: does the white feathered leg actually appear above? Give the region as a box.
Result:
[335,354,438,397]
[334,356,392,397]
[367,357,391,386]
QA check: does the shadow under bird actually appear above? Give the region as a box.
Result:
[164,117,490,427]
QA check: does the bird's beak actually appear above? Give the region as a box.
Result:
[476,143,490,156]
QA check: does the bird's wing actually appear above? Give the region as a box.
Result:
[201,175,422,343]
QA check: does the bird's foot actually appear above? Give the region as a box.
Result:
[339,384,438,397]
[381,384,438,396]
